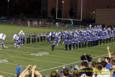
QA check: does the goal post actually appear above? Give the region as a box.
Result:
[55,0,83,21]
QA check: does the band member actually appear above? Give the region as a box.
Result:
[18,30,25,45]
[0,33,6,48]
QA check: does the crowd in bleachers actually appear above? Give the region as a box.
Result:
[49,51,115,77]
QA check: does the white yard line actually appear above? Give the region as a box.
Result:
[23,46,41,49]
[0,71,15,76]
[9,55,65,65]
[1,48,65,65]
[48,54,79,60]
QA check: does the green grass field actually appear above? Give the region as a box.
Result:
[0,24,115,77]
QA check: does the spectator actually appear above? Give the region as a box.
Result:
[79,61,93,77]
[80,53,92,62]
[92,61,98,77]
[111,53,115,77]
[50,71,59,77]
[111,59,115,77]
[111,52,115,60]
[96,64,103,77]
[104,57,112,70]
[16,64,23,77]
[101,61,110,77]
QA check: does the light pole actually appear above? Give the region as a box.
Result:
[7,0,10,17]
[62,0,64,19]
[56,0,58,19]
[80,0,83,21]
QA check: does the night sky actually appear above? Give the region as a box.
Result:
[0,0,44,17]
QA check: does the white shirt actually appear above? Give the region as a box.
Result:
[13,34,19,40]
[0,33,6,40]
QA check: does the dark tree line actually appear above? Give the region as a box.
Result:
[0,0,47,18]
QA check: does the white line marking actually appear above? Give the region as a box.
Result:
[48,54,79,60]
[2,49,65,65]
[0,71,15,76]
[9,55,65,65]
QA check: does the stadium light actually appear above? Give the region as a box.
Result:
[7,0,10,3]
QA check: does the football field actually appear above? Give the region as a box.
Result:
[0,24,115,77]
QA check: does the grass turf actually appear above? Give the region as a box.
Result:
[0,24,114,77]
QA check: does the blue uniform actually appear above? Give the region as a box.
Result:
[64,39,68,50]
[48,26,115,50]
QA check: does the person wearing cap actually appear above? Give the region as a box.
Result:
[79,61,93,77]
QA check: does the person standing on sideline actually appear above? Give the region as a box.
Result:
[27,20,31,27]
[16,64,23,77]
